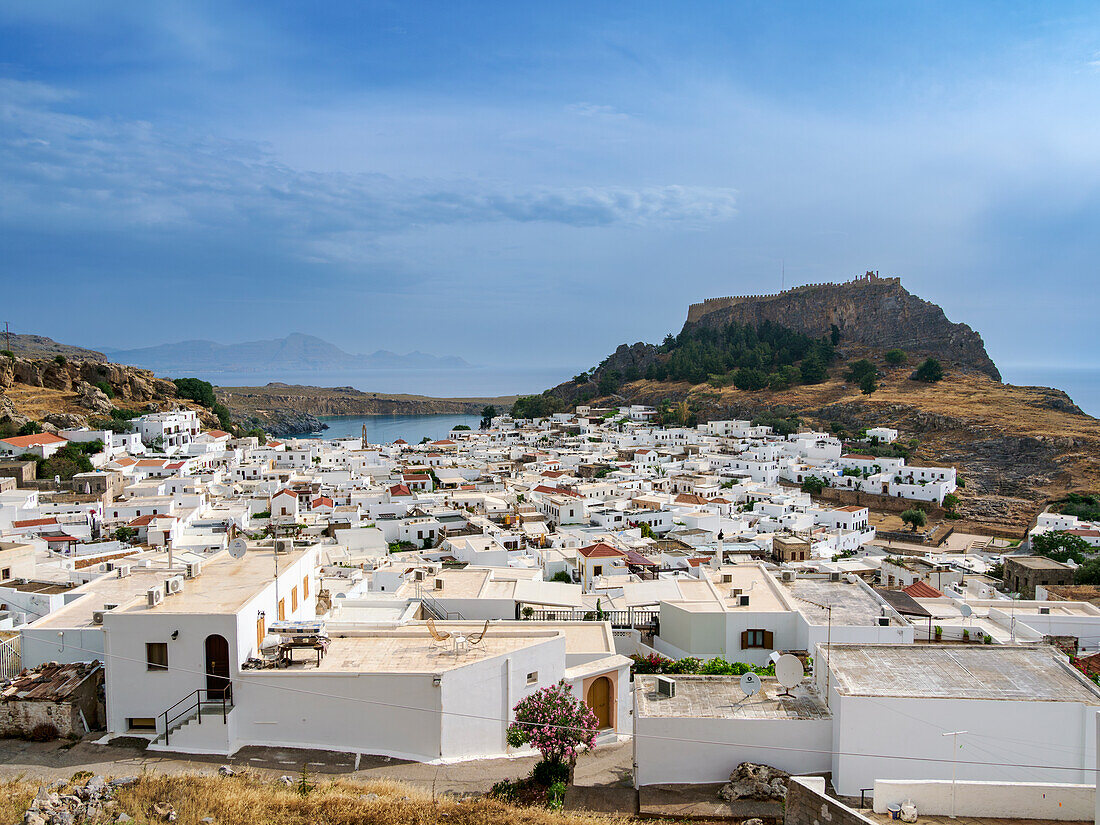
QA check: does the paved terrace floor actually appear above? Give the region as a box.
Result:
[636,675,830,719]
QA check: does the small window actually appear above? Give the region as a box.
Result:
[743,629,767,649]
[1,568,10,580]
[303,575,309,599]
[526,671,538,685]
[128,717,157,731]
[278,599,285,621]
[146,642,168,671]
[291,585,298,612]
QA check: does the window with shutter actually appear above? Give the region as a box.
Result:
[763,630,774,649]
[740,630,749,648]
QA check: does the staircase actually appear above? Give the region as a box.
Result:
[416,585,463,620]
[152,686,233,750]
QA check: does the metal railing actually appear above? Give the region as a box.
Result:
[415,584,463,620]
[0,636,21,680]
[524,607,659,630]
[160,684,232,746]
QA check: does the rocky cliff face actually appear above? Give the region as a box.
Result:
[684,275,1000,379]
[0,356,214,431]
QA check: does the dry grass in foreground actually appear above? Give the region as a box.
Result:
[2,772,639,825]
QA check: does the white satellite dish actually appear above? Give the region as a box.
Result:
[228,538,248,559]
[774,654,805,695]
[959,604,973,618]
[739,672,762,697]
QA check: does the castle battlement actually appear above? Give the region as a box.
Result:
[686,271,900,323]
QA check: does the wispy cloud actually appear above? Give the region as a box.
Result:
[0,80,736,260]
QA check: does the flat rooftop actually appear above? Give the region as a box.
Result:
[276,621,611,673]
[635,675,829,720]
[825,644,1100,703]
[784,578,895,626]
[121,545,312,615]
[1006,556,1073,571]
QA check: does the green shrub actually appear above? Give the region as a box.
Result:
[532,759,570,787]
[94,380,116,399]
[53,355,66,366]
[885,349,908,365]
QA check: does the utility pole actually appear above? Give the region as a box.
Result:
[942,730,968,818]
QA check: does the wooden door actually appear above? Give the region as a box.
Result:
[587,676,612,729]
[204,634,230,699]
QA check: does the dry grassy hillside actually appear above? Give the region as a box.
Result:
[3,772,636,825]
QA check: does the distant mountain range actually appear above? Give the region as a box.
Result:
[104,333,472,374]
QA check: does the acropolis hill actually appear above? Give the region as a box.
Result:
[685,272,1000,380]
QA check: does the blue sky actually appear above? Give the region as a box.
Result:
[2,2,1099,377]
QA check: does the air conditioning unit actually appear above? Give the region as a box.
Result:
[737,595,751,607]
[655,676,676,698]
[92,610,106,625]
[413,570,425,582]
[185,561,202,579]
[105,562,116,572]
[434,577,445,591]
[781,570,795,582]
[877,616,890,626]
[146,586,165,607]
[721,573,733,584]
[97,563,109,573]
[275,538,293,554]
[165,575,184,595]
[829,572,841,582]
[116,565,132,578]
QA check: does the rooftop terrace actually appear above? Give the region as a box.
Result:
[635,675,829,720]
[825,644,1100,703]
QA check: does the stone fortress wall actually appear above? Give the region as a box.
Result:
[686,271,901,324]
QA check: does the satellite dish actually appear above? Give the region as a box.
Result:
[960,604,973,618]
[228,538,248,559]
[775,654,805,695]
[739,672,762,697]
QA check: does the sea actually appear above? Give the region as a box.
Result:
[301,413,481,443]
[1000,366,1100,417]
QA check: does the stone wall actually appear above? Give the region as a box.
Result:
[785,777,877,825]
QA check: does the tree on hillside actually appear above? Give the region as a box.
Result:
[885,349,908,366]
[844,359,878,384]
[734,367,768,391]
[901,508,927,532]
[859,372,878,394]
[912,358,944,383]
[1075,558,1100,585]
[17,420,43,436]
[480,406,496,429]
[1031,530,1090,564]
[799,355,828,385]
[801,475,826,495]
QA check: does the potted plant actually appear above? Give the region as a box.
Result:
[933,625,943,640]
[962,629,970,641]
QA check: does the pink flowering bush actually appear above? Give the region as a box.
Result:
[506,680,599,767]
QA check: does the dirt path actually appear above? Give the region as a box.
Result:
[0,736,634,794]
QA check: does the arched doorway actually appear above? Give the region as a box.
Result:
[587,676,612,730]
[204,634,230,699]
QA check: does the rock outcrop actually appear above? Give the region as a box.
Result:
[683,273,1000,380]
[718,763,790,802]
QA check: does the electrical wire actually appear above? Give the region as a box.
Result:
[35,635,1100,775]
